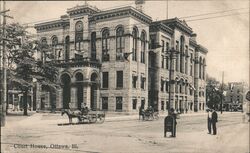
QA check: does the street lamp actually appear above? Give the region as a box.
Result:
[165,47,179,115]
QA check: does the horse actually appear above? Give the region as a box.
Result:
[61,109,82,124]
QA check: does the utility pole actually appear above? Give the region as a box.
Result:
[166,0,168,19]
[167,47,179,115]
[0,0,12,127]
[221,71,224,114]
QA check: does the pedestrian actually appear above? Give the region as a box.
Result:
[139,106,145,120]
[211,109,218,135]
[169,108,177,137]
[207,109,212,134]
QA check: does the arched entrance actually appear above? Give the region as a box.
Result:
[61,74,71,109]
[90,73,98,110]
[75,72,84,109]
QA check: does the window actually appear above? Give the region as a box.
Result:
[51,36,58,59]
[141,31,146,63]
[141,99,145,109]
[190,89,193,95]
[116,27,125,60]
[161,40,165,53]
[102,29,110,61]
[117,71,123,88]
[166,57,169,69]
[91,32,96,60]
[161,80,164,92]
[141,76,145,89]
[75,21,83,51]
[176,41,179,51]
[165,81,169,92]
[116,97,123,111]
[161,101,164,110]
[175,41,179,71]
[132,27,138,61]
[132,76,137,88]
[65,36,70,61]
[132,99,137,110]
[180,36,185,73]
[179,83,182,93]
[175,83,178,93]
[102,97,108,110]
[203,59,206,80]
[166,42,169,52]
[185,46,188,74]
[199,57,202,79]
[161,55,164,68]
[102,72,109,89]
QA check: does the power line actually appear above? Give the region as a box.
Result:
[186,12,249,22]
[179,7,249,19]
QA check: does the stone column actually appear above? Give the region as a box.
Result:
[194,54,199,112]
[83,84,91,108]
[70,85,77,109]
[56,88,62,110]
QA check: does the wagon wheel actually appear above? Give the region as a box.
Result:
[148,114,154,120]
[97,114,105,124]
[144,114,149,121]
[88,114,97,123]
[154,112,159,120]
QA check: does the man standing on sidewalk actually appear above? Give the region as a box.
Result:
[211,109,218,135]
[207,109,212,134]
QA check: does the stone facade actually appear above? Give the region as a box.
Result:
[34,3,207,113]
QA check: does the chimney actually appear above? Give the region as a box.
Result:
[135,0,145,13]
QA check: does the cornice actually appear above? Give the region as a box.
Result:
[35,19,70,32]
[198,45,208,54]
[90,6,152,24]
[150,21,174,35]
[67,4,100,16]
[189,38,198,48]
[161,18,193,35]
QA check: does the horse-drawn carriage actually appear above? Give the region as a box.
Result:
[139,107,159,121]
[61,109,105,124]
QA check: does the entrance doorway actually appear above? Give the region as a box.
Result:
[90,73,98,110]
[61,74,71,109]
[75,73,84,109]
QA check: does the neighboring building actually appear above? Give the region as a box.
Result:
[34,1,207,113]
[224,82,248,111]
[148,19,207,113]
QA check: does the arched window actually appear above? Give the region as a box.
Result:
[199,57,202,79]
[185,46,188,74]
[102,29,110,61]
[40,38,47,62]
[132,27,138,61]
[75,21,83,51]
[141,31,146,63]
[51,36,58,59]
[65,36,70,61]
[116,27,125,60]
[180,36,185,73]
[91,32,96,59]
[203,59,206,80]
[41,37,47,45]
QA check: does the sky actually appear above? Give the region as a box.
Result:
[4,0,250,85]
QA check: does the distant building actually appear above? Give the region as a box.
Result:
[224,82,248,111]
[34,1,208,113]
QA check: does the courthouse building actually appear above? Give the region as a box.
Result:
[34,1,207,113]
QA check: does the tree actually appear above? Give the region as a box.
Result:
[5,23,58,115]
[206,75,222,110]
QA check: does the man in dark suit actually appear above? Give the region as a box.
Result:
[207,109,212,134]
[211,109,218,135]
